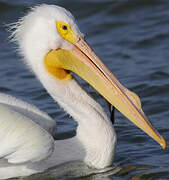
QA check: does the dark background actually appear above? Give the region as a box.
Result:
[0,0,169,179]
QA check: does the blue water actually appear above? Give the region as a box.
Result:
[0,0,169,179]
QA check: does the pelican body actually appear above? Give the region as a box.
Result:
[0,4,166,179]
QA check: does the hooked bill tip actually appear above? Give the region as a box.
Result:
[160,137,167,149]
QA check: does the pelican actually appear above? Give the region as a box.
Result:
[0,4,166,179]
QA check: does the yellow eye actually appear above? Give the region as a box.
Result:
[56,21,76,43]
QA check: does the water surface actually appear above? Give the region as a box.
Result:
[0,0,169,179]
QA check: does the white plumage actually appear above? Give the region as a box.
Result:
[0,81,116,179]
[0,3,165,180]
[0,5,116,179]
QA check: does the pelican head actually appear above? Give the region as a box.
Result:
[11,4,166,150]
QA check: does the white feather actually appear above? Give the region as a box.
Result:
[0,103,54,163]
[0,93,56,136]
[0,4,117,179]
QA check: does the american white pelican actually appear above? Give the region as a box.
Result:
[0,4,166,179]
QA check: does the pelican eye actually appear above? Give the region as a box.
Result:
[62,25,68,30]
[56,21,76,43]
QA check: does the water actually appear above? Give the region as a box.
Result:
[0,0,169,179]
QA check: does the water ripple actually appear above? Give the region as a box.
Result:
[0,0,169,179]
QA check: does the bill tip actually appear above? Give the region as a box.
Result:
[160,137,167,149]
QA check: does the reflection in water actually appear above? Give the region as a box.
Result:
[14,161,167,180]
[117,164,167,180]
[15,161,120,180]
[1,0,169,179]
